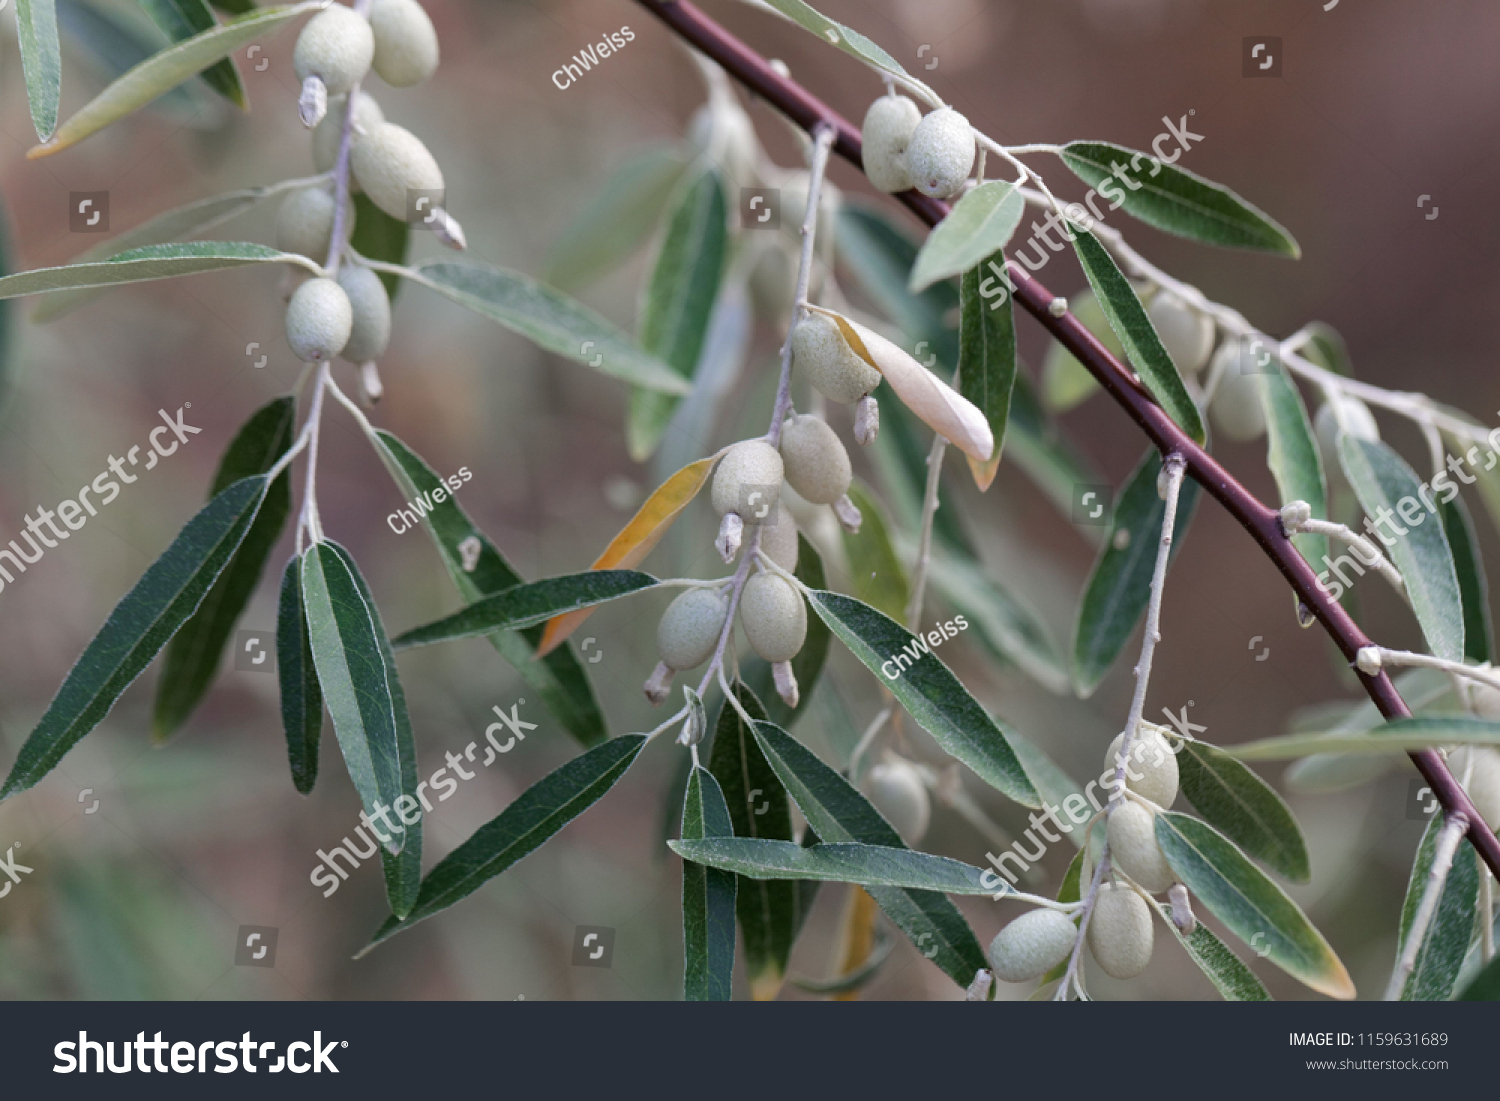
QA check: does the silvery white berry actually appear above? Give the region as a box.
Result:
[337,264,392,364]
[1087,882,1154,980]
[294,7,375,96]
[861,94,921,193]
[351,122,445,221]
[905,107,974,199]
[657,587,730,672]
[285,277,353,363]
[276,187,348,260]
[370,0,440,87]
[861,756,931,845]
[314,91,385,175]
[740,573,806,663]
[1106,801,1174,893]
[1106,724,1179,808]
[988,908,1078,983]
[792,313,881,405]
[1208,341,1268,442]
[711,440,783,521]
[756,502,800,573]
[1147,292,1214,374]
[779,413,851,506]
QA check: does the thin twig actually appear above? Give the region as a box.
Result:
[1384,812,1468,1000]
[1286,516,1406,596]
[904,435,947,630]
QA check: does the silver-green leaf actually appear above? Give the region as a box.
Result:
[1257,360,1327,568]
[1147,894,1272,1001]
[0,242,308,300]
[681,767,737,1001]
[670,838,997,895]
[16,0,63,142]
[1396,816,1480,1001]
[909,182,1024,294]
[1175,739,1310,882]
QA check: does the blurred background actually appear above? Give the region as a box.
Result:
[1,0,1498,1001]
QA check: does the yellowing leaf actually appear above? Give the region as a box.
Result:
[536,455,717,656]
[814,307,993,463]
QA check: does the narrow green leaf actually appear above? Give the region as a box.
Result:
[374,431,605,747]
[1257,361,1328,568]
[809,590,1039,807]
[910,182,1023,293]
[1298,322,1353,377]
[34,186,284,322]
[1396,817,1480,1001]
[1072,230,1205,443]
[1440,494,1492,665]
[325,542,421,919]
[1339,435,1464,661]
[31,2,323,157]
[1072,449,1200,696]
[1007,366,1105,527]
[16,0,63,142]
[839,481,909,621]
[546,145,691,290]
[365,735,648,949]
[276,557,321,794]
[209,0,255,12]
[756,0,909,80]
[956,249,1017,483]
[1175,739,1310,882]
[153,396,294,740]
[1155,811,1354,998]
[1008,734,1088,850]
[1148,895,1273,1000]
[1459,954,1500,1000]
[397,259,691,396]
[0,242,306,300]
[751,720,988,987]
[681,767,737,1001]
[349,194,409,302]
[671,838,997,895]
[629,167,728,459]
[1059,141,1300,256]
[56,0,209,123]
[137,0,247,108]
[1,477,268,799]
[708,684,800,997]
[1233,715,1500,761]
[391,570,658,650]
[299,542,410,854]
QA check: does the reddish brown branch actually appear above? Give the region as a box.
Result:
[635,0,1500,879]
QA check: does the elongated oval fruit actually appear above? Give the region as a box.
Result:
[1208,340,1268,442]
[740,573,806,663]
[1147,292,1215,375]
[792,313,881,405]
[285,277,353,363]
[313,91,385,175]
[779,413,852,505]
[861,756,930,845]
[657,587,730,671]
[862,94,921,193]
[1450,745,1500,830]
[294,6,375,96]
[756,501,799,573]
[711,440,783,520]
[370,0,440,87]
[1106,801,1174,893]
[988,908,1078,982]
[905,107,974,199]
[337,264,391,363]
[276,187,347,260]
[351,122,445,221]
[1087,882,1154,980]
[1105,724,1179,808]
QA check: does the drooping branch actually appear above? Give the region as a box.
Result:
[633,0,1500,880]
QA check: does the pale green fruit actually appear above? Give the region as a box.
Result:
[1106,724,1179,808]
[1314,393,1379,494]
[756,502,799,573]
[740,573,807,663]
[779,413,851,505]
[294,7,375,95]
[313,91,385,175]
[285,277,353,363]
[988,908,1078,982]
[1088,882,1154,980]
[906,107,974,199]
[1146,292,1214,374]
[369,0,439,87]
[1106,802,1174,893]
[1451,746,1500,830]
[336,264,391,363]
[688,102,759,186]
[861,757,930,845]
[275,187,349,260]
[861,94,921,193]
[711,440,783,520]
[1208,341,1268,442]
[791,313,881,405]
[350,122,445,221]
[748,244,795,324]
[657,587,731,671]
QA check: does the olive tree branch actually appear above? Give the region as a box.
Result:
[634,0,1500,883]
[1383,811,1468,1001]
